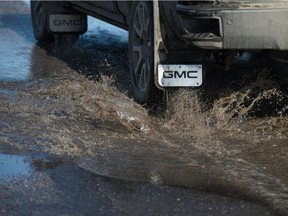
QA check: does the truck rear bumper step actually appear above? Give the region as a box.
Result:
[177,2,288,50]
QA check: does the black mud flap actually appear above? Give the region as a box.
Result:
[49,14,87,34]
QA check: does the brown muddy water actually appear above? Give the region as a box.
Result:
[0,1,288,215]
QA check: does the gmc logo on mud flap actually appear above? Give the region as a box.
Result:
[163,71,198,79]
[54,19,82,26]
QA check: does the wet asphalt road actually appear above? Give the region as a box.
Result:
[0,1,287,216]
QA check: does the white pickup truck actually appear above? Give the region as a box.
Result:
[30,1,288,103]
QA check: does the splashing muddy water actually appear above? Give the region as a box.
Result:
[161,66,288,215]
[1,56,287,215]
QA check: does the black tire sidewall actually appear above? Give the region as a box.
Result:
[30,1,53,42]
[128,1,158,104]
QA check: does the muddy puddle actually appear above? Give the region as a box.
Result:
[0,56,287,214]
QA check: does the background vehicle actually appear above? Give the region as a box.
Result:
[31,0,288,104]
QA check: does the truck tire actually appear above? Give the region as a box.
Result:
[128,1,161,104]
[31,1,53,42]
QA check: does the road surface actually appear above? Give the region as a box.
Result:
[0,1,287,215]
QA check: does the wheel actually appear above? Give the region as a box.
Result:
[128,1,161,104]
[30,1,79,47]
[31,1,53,42]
